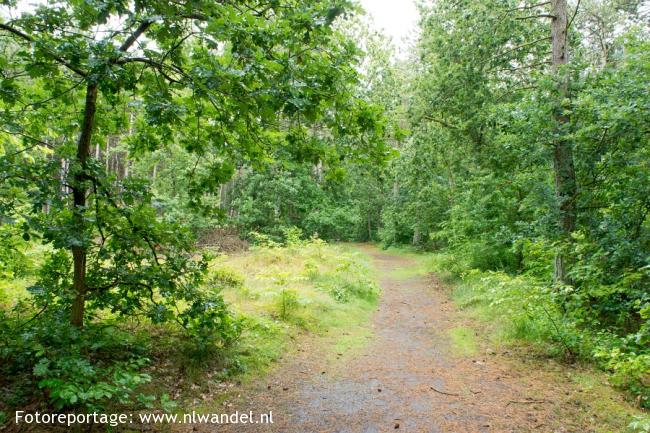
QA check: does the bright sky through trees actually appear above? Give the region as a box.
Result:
[359,0,419,53]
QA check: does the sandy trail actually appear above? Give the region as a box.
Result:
[193,246,561,433]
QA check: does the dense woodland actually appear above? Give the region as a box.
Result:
[0,0,648,428]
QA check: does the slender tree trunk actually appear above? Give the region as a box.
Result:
[412,226,421,245]
[105,136,110,171]
[70,83,98,327]
[551,0,577,284]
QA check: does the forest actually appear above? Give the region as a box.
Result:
[0,0,648,432]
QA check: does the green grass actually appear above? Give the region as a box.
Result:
[556,371,650,433]
[141,240,381,407]
[385,247,457,281]
[0,243,52,309]
[0,240,380,418]
[447,326,478,357]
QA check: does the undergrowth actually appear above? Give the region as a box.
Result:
[0,229,379,426]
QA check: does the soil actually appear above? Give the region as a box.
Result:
[182,246,611,433]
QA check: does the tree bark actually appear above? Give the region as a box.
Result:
[105,136,110,171]
[551,0,577,284]
[70,83,98,327]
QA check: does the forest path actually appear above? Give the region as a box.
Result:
[192,245,567,433]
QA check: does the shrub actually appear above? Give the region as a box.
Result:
[248,231,281,248]
[314,253,379,303]
[303,260,319,280]
[276,289,300,320]
[208,267,245,290]
[438,253,650,408]
[282,226,304,247]
[0,310,151,411]
[0,224,33,279]
[178,295,242,357]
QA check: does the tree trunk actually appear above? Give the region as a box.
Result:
[551,0,577,284]
[70,83,98,327]
[105,136,110,171]
[412,226,421,245]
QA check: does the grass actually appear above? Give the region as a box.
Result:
[447,326,478,357]
[143,240,381,407]
[0,243,50,309]
[382,245,456,280]
[0,239,381,422]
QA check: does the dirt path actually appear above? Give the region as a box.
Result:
[192,247,587,433]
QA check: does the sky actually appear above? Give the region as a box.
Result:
[358,0,420,53]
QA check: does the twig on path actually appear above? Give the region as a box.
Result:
[506,399,546,406]
[430,386,460,396]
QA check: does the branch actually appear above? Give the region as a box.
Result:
[495,85,538,102]
[430,386,459,396]
[508,1,550,11]
[115,57,186,83]
[21,78,86,109]
[490,60,551,73]
[567,0,581,31]
[0,22,87,77]
[93,176,162,267]
[506,399,546,406]
[423,115,458,130]
[119,20,153,52]
[496,37,552,59]
[516,14,556,19]
[0,129,55,156]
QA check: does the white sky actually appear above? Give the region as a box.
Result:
[359,0,420,53]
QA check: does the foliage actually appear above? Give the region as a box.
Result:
[0,224,32,279]
[421,247,650,408]
[629,415,650,433]
[225,23,400,243]
[0,0,387,416]
[276,289,300,320]
[0,311,151,411]
[208,267,245,290]
[1,0,649,421]
[314,254,379,303]
[375,0,650,403]
[205,241,379,382]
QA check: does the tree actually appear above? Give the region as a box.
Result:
[550,0,577,284]
[0,0,384,327]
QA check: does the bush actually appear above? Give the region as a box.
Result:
[315,253,379,303]
[0,224,33,279]
[282,226,304,247]
[275,289,299,320]
[435,251,650,408]
[248,231,281,248]
[208,267,245,290]
[303,260,319,280]
[0,310,151,411]
[178,295,242,357]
